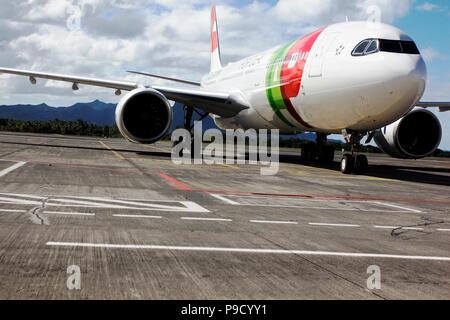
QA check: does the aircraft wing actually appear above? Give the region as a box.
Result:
[417,101,450,112]
[0,67,248,118]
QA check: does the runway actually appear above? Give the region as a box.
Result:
[0,131,449,299]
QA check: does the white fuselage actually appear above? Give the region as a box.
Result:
[201,21,427,134]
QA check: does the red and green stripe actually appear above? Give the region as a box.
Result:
[266,41,297,128]
[265,29,324,129]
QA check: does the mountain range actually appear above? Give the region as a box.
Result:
[0,100,317,141]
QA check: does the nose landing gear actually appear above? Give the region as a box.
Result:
[340,130,369,175]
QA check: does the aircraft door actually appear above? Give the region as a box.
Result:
[309,33,340,78]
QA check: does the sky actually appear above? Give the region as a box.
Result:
[0,0,449,148]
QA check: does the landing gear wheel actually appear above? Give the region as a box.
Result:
[355,155,368,174]
[318,145,335,163]
[300,143,317,162]
[341,154,354,174]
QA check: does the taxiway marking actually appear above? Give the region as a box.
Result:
[374,225,400,229]
[0,209,27,213]
[114,214,163,219]
[181,217,233,222]
[98,141,126,160]
[210,194,240,205]
[209,194,423,213]
[437,229,450,232]
[250,220,298,225]
[309,223,360,228]
[159,173,193,191]
[145,145,168,153]
[373,202,422,213]
[0,192,209,213]
[46,242,450,262]
[43,211,95,216]
[0,161,26,178]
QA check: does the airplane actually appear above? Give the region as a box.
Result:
[0,5,449,175]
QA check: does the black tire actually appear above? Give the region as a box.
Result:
[341,154,354,174]
[318,145,335,163]
[300,143,317,162]
[355,155,369,174]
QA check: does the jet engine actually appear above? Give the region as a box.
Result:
[115,88,172,144]
[374,108,442,159]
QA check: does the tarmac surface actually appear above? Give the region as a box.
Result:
[0,131,449,300]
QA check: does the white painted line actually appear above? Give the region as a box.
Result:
[70,197,209,212]
[0,193,46,200]
[250,220,298,225]
[309,223,360,228]
[0,197,41,205]
[114,214,162,219]
[43,211,95,216]
[181,217,233,222]
[374,226,424,231]
[437,229,450,232]
[374,226,400,229]
[0,161,26,178]
[231,203,410,213]
[0,209,27,213]
[373,202,422,213]
[46,242,450,262]
[210,194,240,205]
[237,204,363,211]
[180,201,211,213]
[45,198,210,213]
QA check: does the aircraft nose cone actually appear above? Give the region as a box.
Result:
[409,55,427,86]
[384,54,427,115]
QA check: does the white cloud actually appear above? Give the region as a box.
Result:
[275,0,412,24]
[416,2,441,12]
[422,47,443,62]
[0,0,416,106]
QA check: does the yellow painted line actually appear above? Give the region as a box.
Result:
[144,144,169,153]
[129,157,169,163]
[98,141,126,161]
[217,163,239,169]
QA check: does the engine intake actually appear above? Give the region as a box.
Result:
[115,88,172,144]
[374,108,442,159]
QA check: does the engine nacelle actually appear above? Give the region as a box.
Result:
[115,88,172,144]
[374,108,442,159]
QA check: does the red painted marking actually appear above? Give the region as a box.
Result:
[280,29,324,129]
[281,29,323,98]
[159,173,193,191]
[211,5,219,53]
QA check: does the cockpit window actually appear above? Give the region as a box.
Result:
[398,41,420,54]
[364,40,379,54]
[352,40,371,56]
[352,38,420,56]
[379,39,402,53]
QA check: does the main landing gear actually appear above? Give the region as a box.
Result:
[340,130,368,175]
[300,133,335,164]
